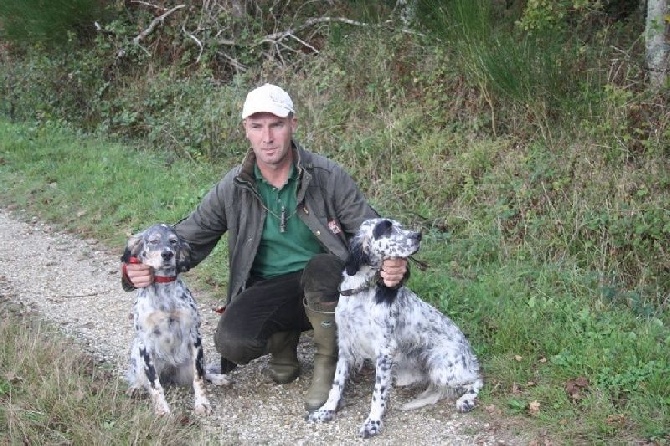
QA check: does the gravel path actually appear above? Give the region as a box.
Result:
[0,208,505,445]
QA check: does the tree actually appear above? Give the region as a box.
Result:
[645,0,669,90]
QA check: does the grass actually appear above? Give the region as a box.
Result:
[1,116,668,444]
[0,297,205,445]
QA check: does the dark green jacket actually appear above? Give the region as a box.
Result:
[174,141,378,303]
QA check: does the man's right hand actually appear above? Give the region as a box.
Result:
[123,262,154,288]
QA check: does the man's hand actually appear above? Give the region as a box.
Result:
[380,257,408,288]
[122,262,154,288]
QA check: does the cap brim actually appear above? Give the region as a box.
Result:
[242,105,292,119]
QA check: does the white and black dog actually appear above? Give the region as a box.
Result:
[308,218,483,438]
[122,223,229,415]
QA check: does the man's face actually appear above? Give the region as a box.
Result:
[243,112,297,169]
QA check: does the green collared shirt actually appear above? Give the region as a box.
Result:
[251,164,324,278]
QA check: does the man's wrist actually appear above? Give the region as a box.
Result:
[121,259,139,292]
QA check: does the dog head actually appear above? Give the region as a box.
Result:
[122,224,191,276]
[345,218,421,276]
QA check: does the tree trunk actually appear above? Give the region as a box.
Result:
[645,0,669,90]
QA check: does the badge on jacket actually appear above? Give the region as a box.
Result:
[328,219,342,235]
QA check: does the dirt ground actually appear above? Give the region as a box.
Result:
[1,208,537,445]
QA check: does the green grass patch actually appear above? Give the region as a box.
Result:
[0,120,231,290]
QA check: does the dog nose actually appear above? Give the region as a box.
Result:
[414,232,422,241]
[162,250,174,260]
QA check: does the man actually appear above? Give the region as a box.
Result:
[122,84,407,411]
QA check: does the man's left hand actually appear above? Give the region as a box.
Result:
[380,257,408,288]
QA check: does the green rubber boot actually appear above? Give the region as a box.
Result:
[262,331,300,384]
[304,307,338,411]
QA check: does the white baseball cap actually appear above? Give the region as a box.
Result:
[241,83,294,119]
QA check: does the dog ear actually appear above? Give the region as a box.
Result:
[121,232,144,261]
[177,238,192,273]
[344,235,369,275]
[375,282,400,304]
[372,219,393,240]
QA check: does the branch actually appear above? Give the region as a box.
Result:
[259,15,422,51]
[288,33,319,54]
[130,0,169,12]
[132,4,186,45]
[262,16,373,43]
[182,26,204,63]
[216,51,248,72]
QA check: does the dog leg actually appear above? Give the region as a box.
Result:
[192,340,212,415]
[360,350,394,439]
[307,355,349,422]
[149,385,171,415]
[192,378,211,416]
[139,346,171,415]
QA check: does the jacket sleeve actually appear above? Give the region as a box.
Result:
[330,165,378,238]
[174,177,230,269]
[330,163,411,284]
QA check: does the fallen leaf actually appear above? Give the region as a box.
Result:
[528,400,541,416]
[514,355,523,362]
[606,414,626,425]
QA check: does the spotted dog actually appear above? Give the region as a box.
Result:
[308,218,483,438]
[123,223,230,416]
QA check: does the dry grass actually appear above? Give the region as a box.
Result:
[0,291,202,446]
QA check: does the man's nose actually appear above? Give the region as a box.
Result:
[262,126,273,143]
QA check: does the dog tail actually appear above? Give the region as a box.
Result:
[400,384,447,410]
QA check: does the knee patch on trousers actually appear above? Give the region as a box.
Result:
[215,331,265,365]
[301,253,344,310]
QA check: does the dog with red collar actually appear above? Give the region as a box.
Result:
[122,223,229,415]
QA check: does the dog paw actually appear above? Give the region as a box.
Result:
[359,417,382,438]
[206,372,232,386]
[307,409,335,423]
[153,401,171,416]
[456,395,477,413]
[194,402,212,416]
